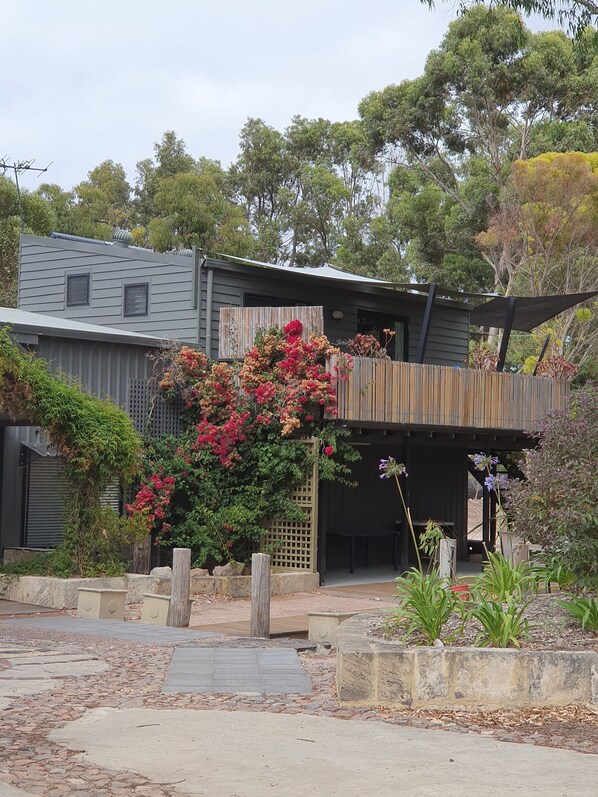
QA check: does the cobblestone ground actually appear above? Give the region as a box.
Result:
[0,623,597,797]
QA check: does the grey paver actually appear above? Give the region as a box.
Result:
[2,616,216,644]
[163,647,312,695]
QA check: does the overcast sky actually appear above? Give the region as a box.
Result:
[2,1,549,192]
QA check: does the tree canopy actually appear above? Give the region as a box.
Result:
[422,1,598,36]
[1,5,596,370]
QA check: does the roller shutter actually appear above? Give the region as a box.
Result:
[24,455,67,548]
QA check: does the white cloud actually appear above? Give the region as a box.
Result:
[1,0,556,192]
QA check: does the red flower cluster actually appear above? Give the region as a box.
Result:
[240,325,352,436]
[126,471,176,538]
[195,410,250,468]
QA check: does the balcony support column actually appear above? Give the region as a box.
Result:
[497,297,517,372]
[416,283,437,364]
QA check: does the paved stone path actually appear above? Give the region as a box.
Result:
[164,647,312,694]
[0,616,597,796]
[0,643,108,709]
[3,616,215,644]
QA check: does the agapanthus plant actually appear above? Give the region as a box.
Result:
[380,456,423,573]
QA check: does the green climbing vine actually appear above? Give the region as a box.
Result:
[0,328,143,575]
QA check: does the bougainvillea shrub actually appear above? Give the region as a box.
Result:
[128,321,358,567]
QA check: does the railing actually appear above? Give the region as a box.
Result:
[329,357,569,432]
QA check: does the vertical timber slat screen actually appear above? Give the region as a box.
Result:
[261,440,319,572]
[328,357,569,431]
[219,306,324,359]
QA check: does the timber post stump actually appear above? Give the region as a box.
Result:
[250,552,271,638]
[167,548,192,627]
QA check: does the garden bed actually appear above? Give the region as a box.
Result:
[369,593,598,652]
[336,600,598,710]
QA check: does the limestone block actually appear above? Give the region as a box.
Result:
[140,594,171,625]
[527,650,595,705]
[307,612,357,648]
[414,648,451,704]
[336,648,375,703]
[150,566,172,579]
[221,575,252,598]
[125,574,158,604]
[189,576,216,595]
[376,648,413,706]
[77,588,127,620]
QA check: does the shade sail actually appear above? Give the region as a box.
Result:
[470,292,598,332]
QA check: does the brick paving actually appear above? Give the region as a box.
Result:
[0,620,597,797]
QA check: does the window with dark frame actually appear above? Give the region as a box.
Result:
[123,283,149,317]
[66,274,90,307]
[357,309,408,362]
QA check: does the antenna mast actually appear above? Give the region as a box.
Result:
[0,158,52,229]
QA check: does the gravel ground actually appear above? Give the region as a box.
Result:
[2,587,597,797]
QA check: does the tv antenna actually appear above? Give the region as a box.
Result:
[0,157,52,229]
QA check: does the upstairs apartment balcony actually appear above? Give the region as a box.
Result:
[219,304,569,437]
[328,356,569,434]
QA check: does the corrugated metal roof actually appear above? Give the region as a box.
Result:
[0,307,164,347]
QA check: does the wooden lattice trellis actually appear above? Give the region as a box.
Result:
[127,379,183,437]
[261,440,319,572]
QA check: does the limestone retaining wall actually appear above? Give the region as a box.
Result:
[337,613,598,710]
[0,570,319,610]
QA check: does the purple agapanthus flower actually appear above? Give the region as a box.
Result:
[473,452,499,471]
[485,473,509,493]
[379,457,407,479]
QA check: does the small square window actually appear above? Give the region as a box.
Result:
[124,283,149,317]
[66,274,90,307]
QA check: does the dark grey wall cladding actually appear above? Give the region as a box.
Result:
[323,443,469,568]
[19,235,469,367]
[19,235,198,343]
[37,338,153,409]
[202,261,470,367]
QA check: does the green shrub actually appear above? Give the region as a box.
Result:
[469,595,530,648]
[386,567,458,644]
[473,551,538,601]
[558,594,598,632]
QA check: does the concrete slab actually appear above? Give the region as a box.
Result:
[163,647,312,694]
[0,644,107,709]
[2,616,216,644]
[49,707,598,797]
[0,784,39,797]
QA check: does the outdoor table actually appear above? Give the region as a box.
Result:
[327,529,401,574]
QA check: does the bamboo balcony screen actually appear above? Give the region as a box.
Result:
[328,357,569,432]
[219,306,324,359]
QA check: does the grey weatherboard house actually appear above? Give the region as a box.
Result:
[0,307,162,556]
[12,231,571,578]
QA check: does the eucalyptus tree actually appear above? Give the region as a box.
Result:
[422,1,598,36]
[0,175,56,306]
[359,5,598,293]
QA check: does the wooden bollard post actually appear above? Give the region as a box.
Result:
[250,552,271,638]
[167,548,191,627]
